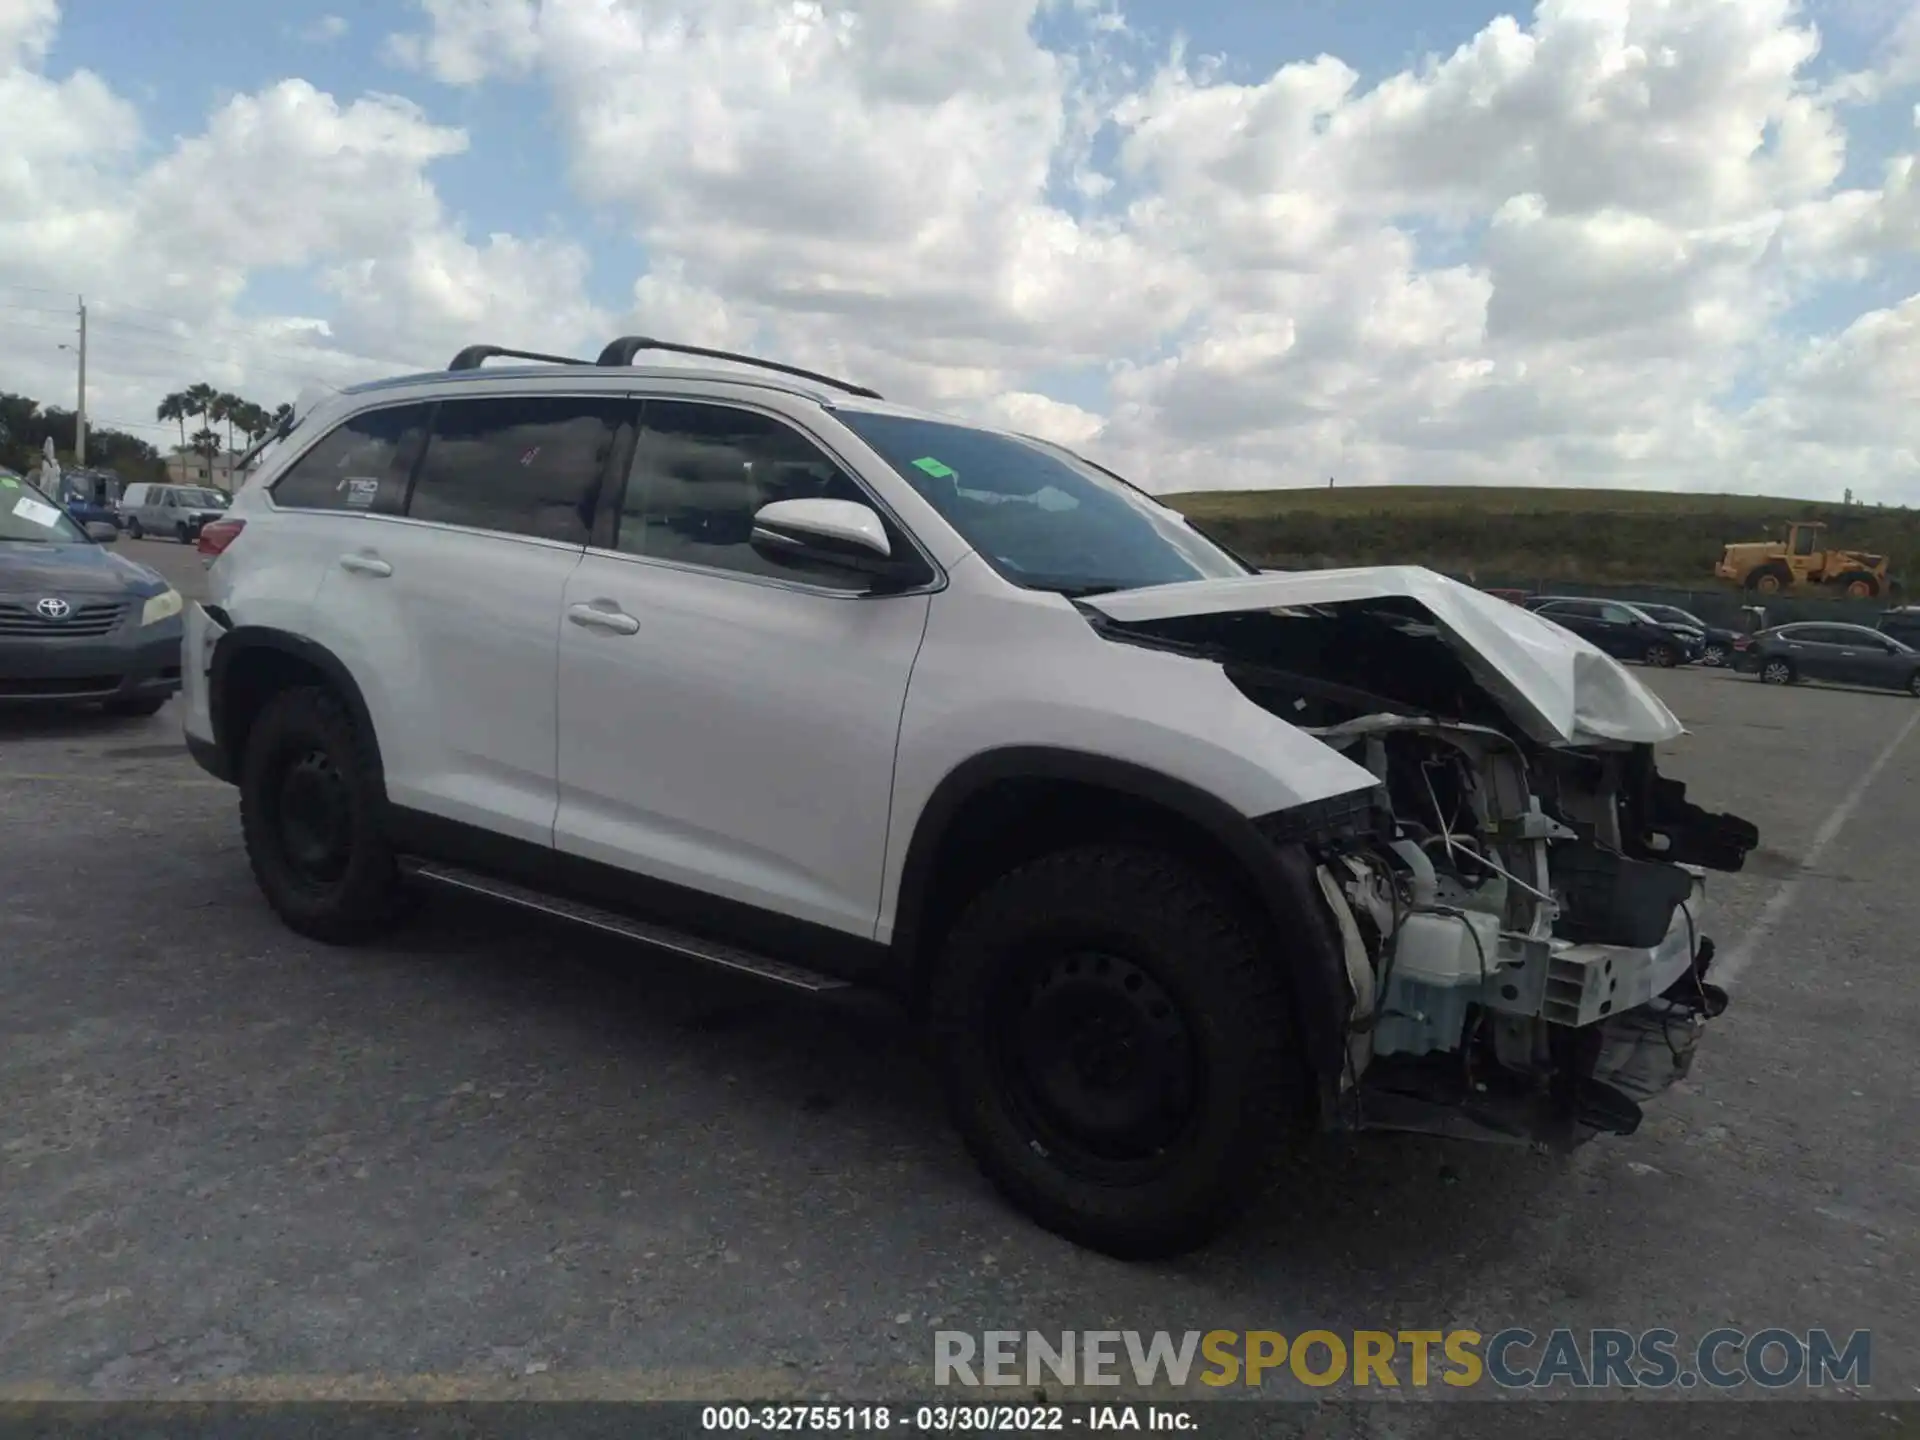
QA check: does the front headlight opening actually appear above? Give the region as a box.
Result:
[141,588,183,626]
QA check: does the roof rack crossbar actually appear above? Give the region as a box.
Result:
[594,335,882,400]
[447,344,593,371]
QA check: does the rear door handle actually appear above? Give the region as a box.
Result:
[567,602,640,635]
[338,552,392,578]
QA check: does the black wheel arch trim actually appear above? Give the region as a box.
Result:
[208,626,385,786]
[892,745,1367,1083]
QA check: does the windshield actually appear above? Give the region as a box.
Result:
[0,485,87,543]
[833,410,1248,596]
[1643,605,1705,628]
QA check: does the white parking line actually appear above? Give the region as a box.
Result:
[1712,706,1920,990]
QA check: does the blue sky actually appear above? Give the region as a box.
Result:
[53,0,1909,335]
[8,0,1919,498]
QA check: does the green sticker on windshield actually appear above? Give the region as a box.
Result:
[912,456,956,479]
[0,476,16,488]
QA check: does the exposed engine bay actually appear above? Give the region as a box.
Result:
[1085,581,1761,1148]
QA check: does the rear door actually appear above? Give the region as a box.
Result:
[1778,625,1846,682]
[1537,600,1605,647]
[304,391,627,845]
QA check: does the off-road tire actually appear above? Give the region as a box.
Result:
[102,695,167,718]
[1835,571,1880,600]
[1746,563,1791,595]
[126,518,143,539]
[1760,658,1795,685]
[239,684,414,945]
[928,844,1305,1260]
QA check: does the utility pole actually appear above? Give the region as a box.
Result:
[76,295,88,467]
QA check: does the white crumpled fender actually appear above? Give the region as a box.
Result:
[1082,565,1685,748]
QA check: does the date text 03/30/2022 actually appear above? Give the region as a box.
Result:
[702,1406,1189,1432]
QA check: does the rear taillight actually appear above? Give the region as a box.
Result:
[1733,636,1752,650]
[197,518,245,562]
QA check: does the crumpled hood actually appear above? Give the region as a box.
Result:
[1083,565,1685,747]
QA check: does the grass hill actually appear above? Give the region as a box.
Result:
[1163,486,1920,592]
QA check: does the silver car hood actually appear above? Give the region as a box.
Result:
[1083,566,1685,747]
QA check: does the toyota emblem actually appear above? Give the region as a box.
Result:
[34,597,71,620]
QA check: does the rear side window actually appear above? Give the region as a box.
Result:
[406,395,626,544]
[272,404,430,514]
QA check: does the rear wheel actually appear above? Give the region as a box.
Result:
[1836,572,1880,600]
[928,844,1305,1259]
[1761,658,1795,685]
[1908,671,1920,698]
[239,685,414,944]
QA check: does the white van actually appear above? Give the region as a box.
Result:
[119,483,229,542]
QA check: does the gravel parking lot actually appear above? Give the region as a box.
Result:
[4,539,1917,1412]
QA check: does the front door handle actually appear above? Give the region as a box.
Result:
[567,602,640,635]
[338,552,392,578]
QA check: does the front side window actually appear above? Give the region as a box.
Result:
[273,404,431,514]
[616,400,894,591]
[833,410,1246,597]
[407,395,624,543]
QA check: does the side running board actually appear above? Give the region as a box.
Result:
[402,860,852,993]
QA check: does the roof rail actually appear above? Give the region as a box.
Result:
[447,344,592,371]
[594,335,882,400]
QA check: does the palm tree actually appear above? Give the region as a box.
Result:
[189,426,222,484]
[183,382,220,456]
[239,401,272,444]
[155,392,189,450]
[211,392,245,455]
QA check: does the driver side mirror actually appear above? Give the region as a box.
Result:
[749,499,922,591]
[86,522,118,543]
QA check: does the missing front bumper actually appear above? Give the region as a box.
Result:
[1337,890,1729,1149]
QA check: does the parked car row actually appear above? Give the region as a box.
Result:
[1482,586,1920,696]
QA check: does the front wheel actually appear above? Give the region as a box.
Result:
[1646,641,1679,668]
[928,844,1305,1259]
[126,518,143,539]
[239,685,414,944]
[1761,658,1795,685]
[1701,642,1729,667]
[1908,671,1920,698]
[175,522,192,544]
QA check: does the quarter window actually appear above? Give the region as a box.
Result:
[407,395,625,543]
[615,401,889,589]
[272,404,430,514]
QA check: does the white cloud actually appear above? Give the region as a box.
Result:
[5,0,1920,502]
[302,14,349,45]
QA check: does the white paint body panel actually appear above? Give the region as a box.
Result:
[305,517,583,845]
[554,552,932,936]
[875,553,1382,943]
[1085,566,1686,747]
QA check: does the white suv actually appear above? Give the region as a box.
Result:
[181,335,1759,1257]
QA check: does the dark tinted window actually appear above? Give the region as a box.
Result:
[1542,600,1598,619]
[1597,602,1639,624]
[407,395,625,543]
[617,401,883,589]
[1793,626,1853,645]
[273,404,430,514]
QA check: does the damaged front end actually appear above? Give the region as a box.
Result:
[1083,571,1759,1148]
